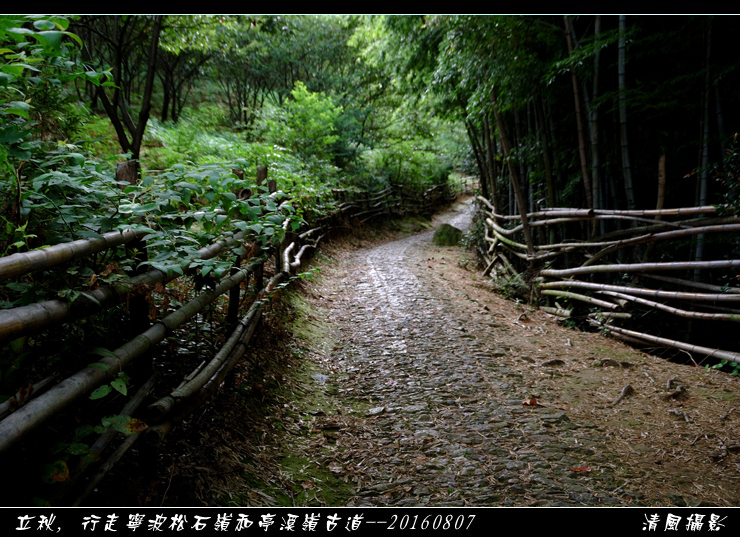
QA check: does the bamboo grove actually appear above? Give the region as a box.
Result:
[379,15,740,364]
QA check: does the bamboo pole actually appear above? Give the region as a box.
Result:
[72,430,144,507]
[482,211,691,234]
[153,276,286,432]
[599,323,740,364]
[541,259,740,279]
[487,219,530,251]
[592,215,740,242]
[583,223,740,266]
[592,206,716,217]
[608,331,654,347]
[290,236,323,271]
[0,376,56,421]
[481,204,714,222]
[0,231,254,344]
[540,280,740,302]
[0,229,147,281]
[599,290,740,323]
[640,273,740,294]
[282,242,296,275]
[148,266,288,422]
[694,303,740,315]
[542,306,572,318]
[540,289,619,310]
[587,312,632,319]
[497,251,519,278]
[53,373,158,506]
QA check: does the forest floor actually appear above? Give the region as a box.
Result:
[106,197,740,507]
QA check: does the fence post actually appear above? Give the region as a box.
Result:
[116,161,150,334]
[267,177,283,273]
[252,166,269,291]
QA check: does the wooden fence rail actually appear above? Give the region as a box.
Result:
[0,168,465,505]
[476,195,740,365]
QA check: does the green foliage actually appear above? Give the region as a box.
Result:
[706,358,740,376]
[259,81,342,170]
[89,371,130,400]
[491,273,529,302]
[0,16,106,255]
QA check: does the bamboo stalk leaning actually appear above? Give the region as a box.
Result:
[540,289,620,310]
[540,280,740,302]
[598,290,740,323]
[640,273,740,294]
[597,323,740,364]
[53,373,158,506]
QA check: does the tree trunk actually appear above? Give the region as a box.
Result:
[490,91,536,263]
[514,108,528,211]
[619,15,636,210]
[535,95,556,244]
[465,118,490,201]
[643,153,667,262]
[483,113,496,205]
[130,15,163,161]
[714,81,726,156]
[564,16,594,209]
[656,154,667,215]
[695,19,712,279]
[160,78,171,122]
[592,16,603,231]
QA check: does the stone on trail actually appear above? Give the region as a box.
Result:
[433,223,463,246]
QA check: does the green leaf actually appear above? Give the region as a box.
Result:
[66,442,91,456]
[89,385,112,400]
[0,64,24,75]
[5,101,29,119]
[6,27,34,37]
[105,414,135,435]
[33,31,63,50]
[110,378,127,396]
[74,425,95,439]
[33,20,56,30]
[89,347,118,359]
[62,31,82,47]
[87,362,111,371]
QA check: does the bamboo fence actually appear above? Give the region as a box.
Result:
[476,195,740,364]
[0,166,464,505]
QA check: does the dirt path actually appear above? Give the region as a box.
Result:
[214,198,740,508]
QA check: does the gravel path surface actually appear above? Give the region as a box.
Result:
[313,201,632,507]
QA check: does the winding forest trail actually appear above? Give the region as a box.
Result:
[212,198,740,508]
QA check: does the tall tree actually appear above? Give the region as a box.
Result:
[74,15,164,161]
[564,15,593,209]
[618,15,635,210]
